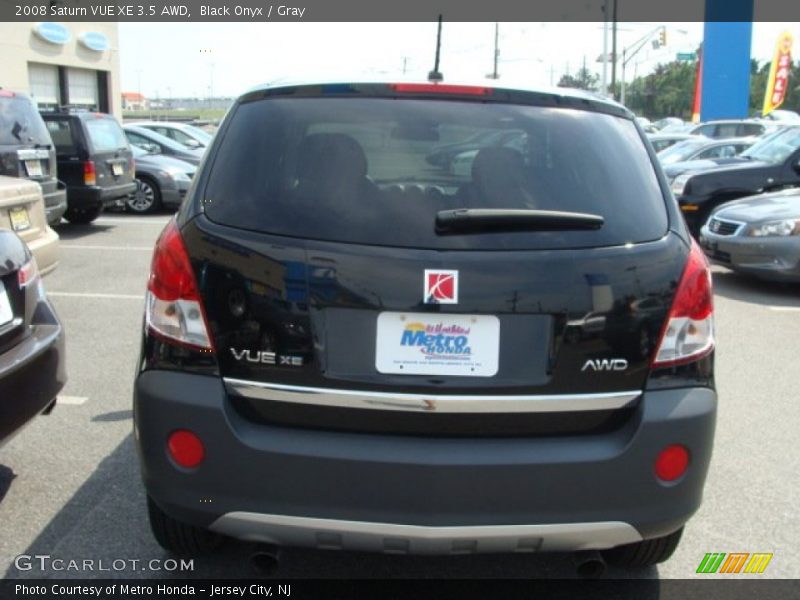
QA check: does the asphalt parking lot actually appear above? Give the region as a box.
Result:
[0,213,799,582]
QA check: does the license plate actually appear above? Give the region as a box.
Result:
[25,160,42,177]
[9,206,30,232]
[0,282,12,327]
[111,162,123,176]
[376,312,500,377]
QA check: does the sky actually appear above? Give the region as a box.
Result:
[118,22,799,99]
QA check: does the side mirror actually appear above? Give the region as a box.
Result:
[184,139,201,149]
[136,142,160,154]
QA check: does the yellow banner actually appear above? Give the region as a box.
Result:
[763,31,793,116]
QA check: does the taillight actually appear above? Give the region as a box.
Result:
[652,240,714,367]
[83,160,96,186]
[18,258,39,288]
[145,219,214,351]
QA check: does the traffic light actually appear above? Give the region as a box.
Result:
[659,28,667,46]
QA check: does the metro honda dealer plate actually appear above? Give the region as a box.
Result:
[376,312,500,377]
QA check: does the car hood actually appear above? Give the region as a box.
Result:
[714,190,800,223]
[135,153,196,173]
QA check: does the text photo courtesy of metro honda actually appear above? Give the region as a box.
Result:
[132,80,716,570]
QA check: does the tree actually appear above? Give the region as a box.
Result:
[557,67,599,92]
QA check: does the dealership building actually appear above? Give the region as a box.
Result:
[0,22,121,116]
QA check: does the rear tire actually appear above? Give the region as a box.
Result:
[603,527,683,568]
[64,205,103,224]
[147,496,222,556]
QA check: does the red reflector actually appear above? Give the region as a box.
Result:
[0,89,14,98]
[389,83,492,96]
[167,430,205,469]
[654,445,690,482]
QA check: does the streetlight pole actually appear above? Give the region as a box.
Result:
[602,9,609,95]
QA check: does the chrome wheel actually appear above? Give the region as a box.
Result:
[126,179,159,213]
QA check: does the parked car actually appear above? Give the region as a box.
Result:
[425,129,525,169]
[131,122,213,149]
[0,176,59,274]
[122,125,204,166]
[41,111,136,224]
[635,116,658,133]
[652,117,684,131]
[672,125,800,235]
[0,226,65,447]
[134,79,716,572]
[688,119,774,139]
[125,145,196,214]
[647,133,704,153]
[761,109,800,122]
[0,89,67,226]
[699,188,800,282]
[449,131,527,176]
[659,137,755,167]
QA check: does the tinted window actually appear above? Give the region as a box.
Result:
[45,119,77,153]
[84,117,128,153]
[204,97,668,250]
[716,124,738,138]
[693,124,714,137]
[0,96,52,146]
[739,123,764,136]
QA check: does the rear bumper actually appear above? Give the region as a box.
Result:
[0,300,66,446]
[43,183,67,226]
[67,181,137,209]
[134,371,717,554]
[25,226,59,276]
[699,227,800,282]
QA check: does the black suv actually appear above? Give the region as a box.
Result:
[0,90,67,226]
[134,80,717,572]
[41,111,136,224]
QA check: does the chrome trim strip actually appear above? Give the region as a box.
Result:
[224,378,641,413]
[17,149,50,160]
[209,512,643,554]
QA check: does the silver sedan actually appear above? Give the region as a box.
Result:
[699,188,800,282]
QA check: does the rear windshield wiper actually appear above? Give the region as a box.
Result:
[435,208,604,234]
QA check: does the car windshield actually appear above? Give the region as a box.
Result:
[204,96,668,251]
[740,127,800,164]
[84,116,129,153]
[658,140,707,165]
[0,96,53,146]
[180,124,213,143]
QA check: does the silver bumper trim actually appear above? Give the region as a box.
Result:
[223,378,641,414]
[209,512,643,554]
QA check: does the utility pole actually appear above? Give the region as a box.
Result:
[611,0,618,100]
[491,22,500,79]
[601,0,609,95]
[402,57,408,74]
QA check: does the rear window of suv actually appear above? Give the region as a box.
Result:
[203,96,668,250]
[0,96,52,147]
[84,116,129,153]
